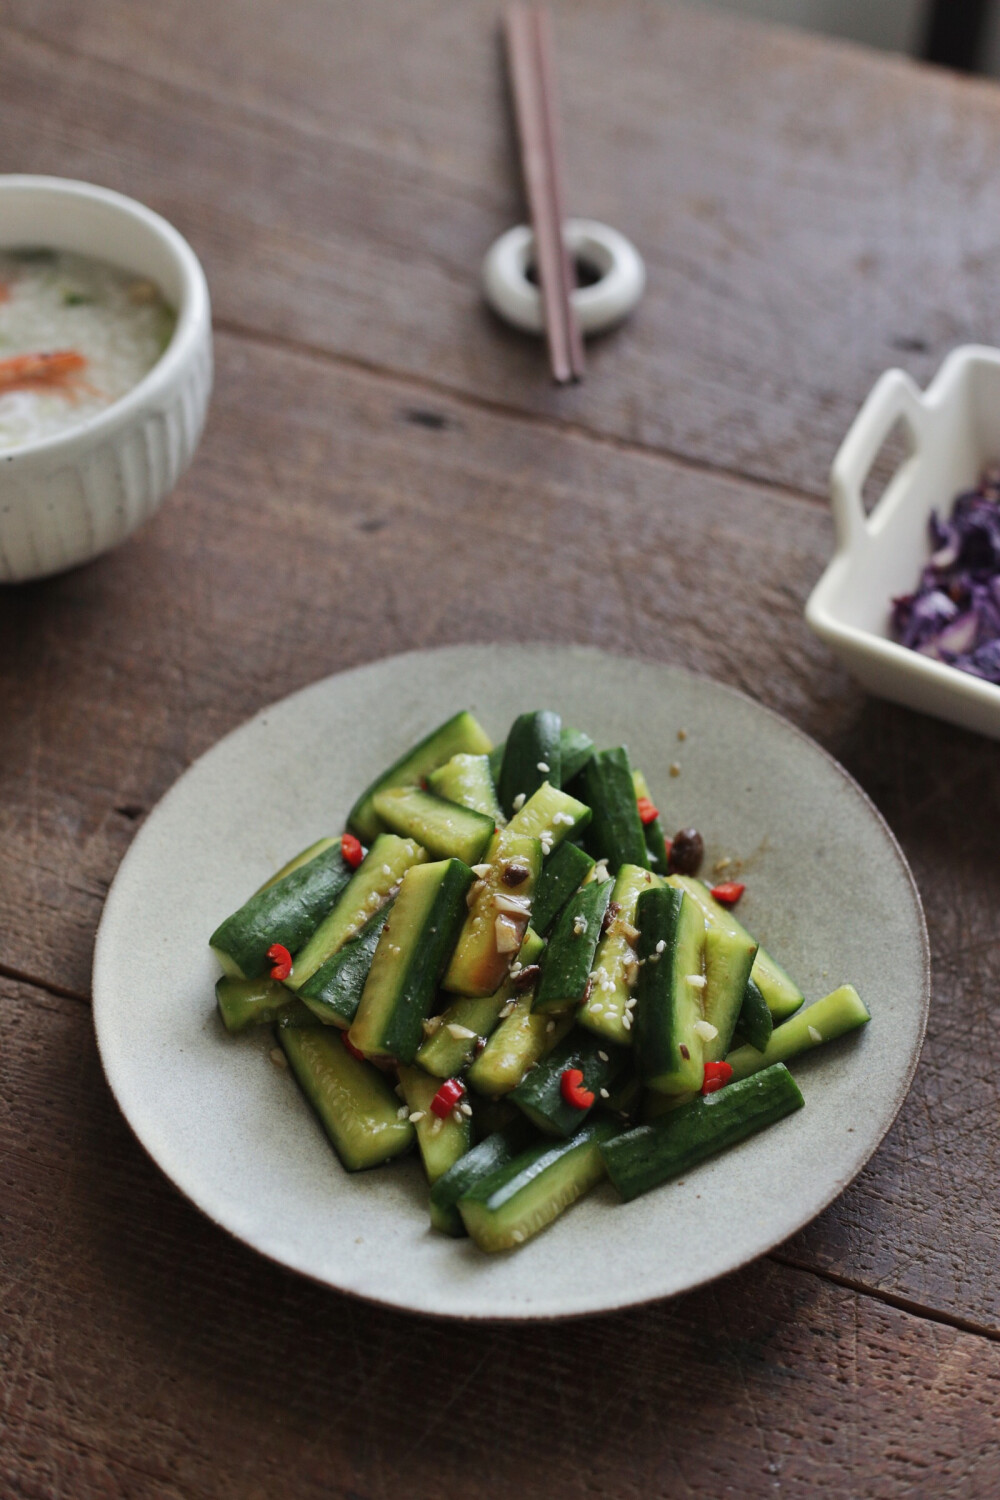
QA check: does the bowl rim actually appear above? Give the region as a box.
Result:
[805,342,1000,715]
[0,174,210,466]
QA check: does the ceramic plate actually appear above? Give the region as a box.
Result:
[93,645,929,1320]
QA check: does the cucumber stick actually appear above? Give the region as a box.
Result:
[632,769,670,875]
[506,781,591,847]
[511,1030,630,1137]
[348,709,493,842]
[397,1065,472,1184]
[215,976,313,1033]
[559,726,594,785]
[429,1121,536,1236]
[498,711,562,818]
[531,840,595,936]
[289,834,425,989]
[633,885,707,1094]
[458,1116,622,1251]
[348,858,474,1062]
[602,1064,804,1201]
[467,993,574,1097]
[581,747,648,870]
[726,985,870,1080]
[255,837,338,895]
[701,925,758,1062]
[372,785,495,865]
[210,843,352,980]
[418,928,545,1077]
[533,879,612,1015]
[577,863,655,1045]
[297,903,393,1026]
[427,753,505,823]
[737,976,774,1054]
[443,830,541,997]
[668,876,803,1021]
[278,1025,415,1171]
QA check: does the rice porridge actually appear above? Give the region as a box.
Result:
[0,248,175,452]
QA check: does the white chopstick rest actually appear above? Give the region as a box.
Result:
[482,218,645,338]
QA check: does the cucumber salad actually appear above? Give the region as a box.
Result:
[210,710,870,1252]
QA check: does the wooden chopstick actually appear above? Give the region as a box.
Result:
[503,4,585,384]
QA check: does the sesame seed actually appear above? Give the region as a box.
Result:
[573,915,587,936]
[599,1087,610,1099]
[499,1001,516,1018]
[808,1025,823,1044]
[546,1020,555,1033]
[382,863,392,875]
[655,939,666,954]
[397,1106,410,1119]
[693,1019,718,1040]
[621,1013,632,1030]
[537,761,550,774]
[471,863,493,878]
[511,1230,525,1244]
[269,1048,287,1069]
[452,1108,464,1125]
[512,793,526,810]
[687,974,707,989]
[594,866,611,883]
[408,1110,426,1123]
[598,1051,609,1062]
[446,1023,477,1039]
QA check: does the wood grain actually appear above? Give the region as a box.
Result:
[5,4,1000,495]
[1,333,999,1342]
[3,975,999,1500]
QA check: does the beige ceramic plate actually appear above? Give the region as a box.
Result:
[93,645,929,1320]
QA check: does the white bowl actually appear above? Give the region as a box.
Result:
[806,345,1000,741]
[0,176,212,583]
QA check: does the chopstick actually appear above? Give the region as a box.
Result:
[503,4,585,384]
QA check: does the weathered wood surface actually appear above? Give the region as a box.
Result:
[4,0,1000,1491]
[5,2,1000,496]
[3,977,999,1500]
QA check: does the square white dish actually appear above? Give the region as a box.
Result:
[806,344,1000,740]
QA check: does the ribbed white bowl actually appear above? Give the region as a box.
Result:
[0,176,212,583]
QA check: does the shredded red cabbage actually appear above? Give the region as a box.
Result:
[891,468,1000,685]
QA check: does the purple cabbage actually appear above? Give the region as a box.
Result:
[891,471,1000,685]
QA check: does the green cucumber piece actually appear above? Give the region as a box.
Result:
[210,843,352,980]
[633,885,707,1094]
[289,834,425,989]
[371,786,495,865]
[737,976,774,1054]
[348,710,493,842]
[297,903,393,1026]
[443,831,542,997]
[458,1116,622,1251]
[397,1065,472,1184]
[467,993,574,1097]
[559,726,594,785]
[533,879,612,1015]
[510,1030,630,1137]
[429,1121,536,1236]
[726,985,870,1080]
[278,1025,415,1171]
[497,711,562,818]
[506,781,591,847]
[578,863,656,1045]
[667,876,804,1021]
[603,1064,804,1201]
[255,837,338,895]
[215,975,313,1033]
[531,841,596,936]
[418,928,545,1077]
[427,753,505,823]
[632,769,670,875]
[487,742,505,785]
[348,858,474,1062]
[581,747,648,871]
[701,925,758,1062]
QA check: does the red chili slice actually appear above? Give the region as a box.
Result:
[560,1067,595,1110]
[710,881,745,906]
[636,795,659,826]
[267,942,293,981]
[341,832,365,868]
[701,1060,734,1095]
[430,1078,465,1119]
[341,1031,367,1061]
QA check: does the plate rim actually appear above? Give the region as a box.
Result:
[92,643,931,1322]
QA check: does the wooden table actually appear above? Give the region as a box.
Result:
[2,2,999,1494]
